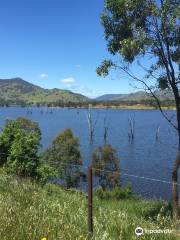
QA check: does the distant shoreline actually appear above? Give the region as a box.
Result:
[89,105,176,110]
[0,104,176,110]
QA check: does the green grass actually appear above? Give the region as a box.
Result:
[0,171,179,240]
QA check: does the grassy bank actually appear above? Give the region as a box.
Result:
[0,171,179,240]
[87,104,175,110]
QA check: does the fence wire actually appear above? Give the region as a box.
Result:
[0,152,180,200]
[1,151,180,237]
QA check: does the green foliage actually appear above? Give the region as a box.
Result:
[0,171,178,240]
[0,120,19,165]
[142,201,172,228]
[0,117,41,177]
[97,0,180,90]
[16,117,41,135]
[96,59,114,77]
[42,128,82,188]
[101,0,179,61]
[97,0,180,219]
[0,78,88,105]
[37,163,58,185]
[158,75,169,90]
[5,130,40,177]
[92,144,120,189]
[95,185,132,200]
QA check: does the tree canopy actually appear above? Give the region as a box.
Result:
[97,0,180,220]
[92,144,120,190]
[42,128,82,188]
[97,0,180,93]
[0,117,41,177]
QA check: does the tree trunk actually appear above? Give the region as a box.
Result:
[172,149,180,220]
[172,90,180,221]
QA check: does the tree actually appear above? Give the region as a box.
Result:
[92,144,120,190]
[0,117,41,177]
[87,109,99,142]
[6,129,40,177]
[42,128,82,188]
[16,117,41,132]
[97,0,180,220]
[0,120,18,166]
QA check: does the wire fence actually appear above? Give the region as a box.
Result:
[0,152,180,190]
[1,151,180,236]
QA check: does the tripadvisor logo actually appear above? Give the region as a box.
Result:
[135,227,144,236]
[135,226,173,236]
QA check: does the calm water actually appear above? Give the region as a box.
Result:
[0,107,179,200]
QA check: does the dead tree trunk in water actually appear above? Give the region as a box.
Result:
[103,116,109,143]
[87,110,93,142]
[87,109,98,143]
[155,125,160,140]
[128,117,135,142]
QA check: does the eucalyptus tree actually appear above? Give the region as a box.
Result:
[42,128,82,188]
[97,0,180,220]
[0,117,41,177]
[92,144,120,190]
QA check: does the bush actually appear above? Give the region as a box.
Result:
[37,163,58,185]
[92,144,120,190]
[95,185,133,200]
[142,201,172,227]
[42,128,82,188]
[0,117,41,177]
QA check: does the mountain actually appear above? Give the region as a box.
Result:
[0,78,88,104]
[95,90,174,102]
[0,78,174,106]
[95,94,128,101]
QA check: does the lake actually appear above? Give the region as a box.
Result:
[0,107,179,200]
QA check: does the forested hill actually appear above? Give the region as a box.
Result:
[0,78,174,107]
[0,78,89,105]
[95,91,174,102]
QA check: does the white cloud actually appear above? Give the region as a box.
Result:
[82,87,93,94]
[75,64,81,68]
[40,73,48,79]
[65,84,95,97]
[60,77,76,84]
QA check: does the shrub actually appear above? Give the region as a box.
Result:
[92,144,120,190]
[0,120,20,166]
[142,201,172,227]
[42,128,82,188]
[0,117,41,177]
[95,185,133,200]
[37,163,58,185]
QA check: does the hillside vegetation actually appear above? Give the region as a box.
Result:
[0,78,175,109]
[0,170,179,240]
[0,78,88,105]
[95,91,174,102]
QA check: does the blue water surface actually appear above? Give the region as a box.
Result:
[0,107,179,200]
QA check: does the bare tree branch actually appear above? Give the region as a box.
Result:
[116,65,178,131]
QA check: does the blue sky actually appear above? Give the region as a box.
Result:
[0,0,138,97]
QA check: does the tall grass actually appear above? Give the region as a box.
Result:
[0,170,179,240]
